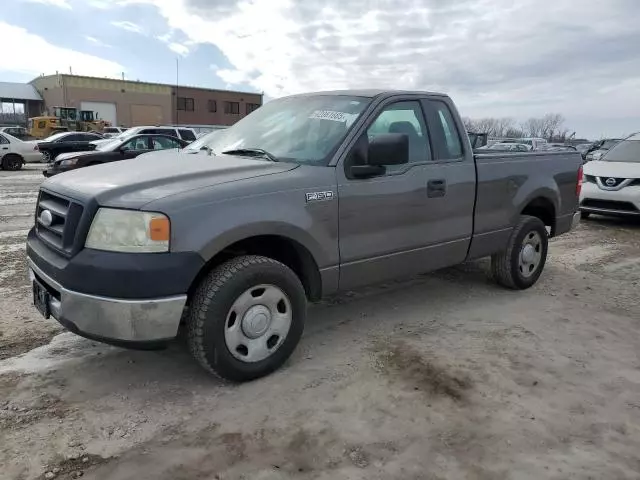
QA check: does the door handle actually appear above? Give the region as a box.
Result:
[1,147,7,150]
[427,179,447,198]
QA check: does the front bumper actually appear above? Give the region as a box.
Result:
[29,258,187,345]
[579,182,640,217]
[43,164,72,177]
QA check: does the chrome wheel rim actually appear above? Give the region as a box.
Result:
[224,284,292,363]
[519,231,543,278]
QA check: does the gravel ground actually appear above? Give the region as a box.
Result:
[1,166,639,480]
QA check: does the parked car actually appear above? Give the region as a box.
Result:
[36,131,105,163]
[27,89,582,381]
[501,137,548,150]
[102,127,128,138]
[43,134,189,177]
[584,138,622,162]
[0,132,44,170]
[477,142,531,152]
[91,126,197,147]
[544,144,578,152]
[579,133,640,219]
[0,126,34,141]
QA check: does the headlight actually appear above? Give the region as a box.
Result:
[85,208,170,253]
[59,158,78,167]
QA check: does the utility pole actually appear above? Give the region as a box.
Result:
[175,58,179,125]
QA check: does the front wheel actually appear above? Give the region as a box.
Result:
[580,211,590,219]
[187,255,307,382]
[491,215,549,290]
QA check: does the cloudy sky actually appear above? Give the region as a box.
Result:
[2,0,639,138]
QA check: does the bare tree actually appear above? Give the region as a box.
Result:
[464,113,569,140]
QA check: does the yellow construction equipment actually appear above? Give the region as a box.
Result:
[28,107,112,139]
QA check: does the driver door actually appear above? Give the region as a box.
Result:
[337,99,434,289]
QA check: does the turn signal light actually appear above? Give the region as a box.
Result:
[149,217,170,242]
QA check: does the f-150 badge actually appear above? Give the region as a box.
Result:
[306,191,335,202]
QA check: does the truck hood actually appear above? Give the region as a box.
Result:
[42,152,298,208]
[584,160,640,179]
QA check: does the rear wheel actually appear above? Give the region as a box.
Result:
[187,255,307,382]
[42,151,51,163]
[491,215,548,290]
[2,154,23,171]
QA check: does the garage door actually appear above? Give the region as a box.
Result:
[80,101,117,125]
[130,105,163,126]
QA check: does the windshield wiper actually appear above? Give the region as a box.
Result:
[221,148,278,162]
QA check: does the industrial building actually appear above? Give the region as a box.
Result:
[28,74,263,128]
[0,82,43,126]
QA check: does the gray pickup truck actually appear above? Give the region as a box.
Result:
[27,90,583,381]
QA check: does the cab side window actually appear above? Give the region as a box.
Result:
[427,101,463,160]
[366,101,431,167]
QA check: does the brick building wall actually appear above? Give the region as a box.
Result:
[171,86,262,126]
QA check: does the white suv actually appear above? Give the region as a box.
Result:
[580,133,640,219]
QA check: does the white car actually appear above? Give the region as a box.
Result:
[0,132,44,170]
[102,126,128,138]
[580,133,640,219]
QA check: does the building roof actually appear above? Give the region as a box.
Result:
[30,74,261,97]
[0,82,42,101]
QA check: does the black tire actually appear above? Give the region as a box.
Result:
[2,154,23,171]
[580,211,590,219]
[491,215,548,290]
[187,255,307,382]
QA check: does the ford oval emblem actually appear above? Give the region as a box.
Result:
[605,177,617,187]
[39,209,53,227]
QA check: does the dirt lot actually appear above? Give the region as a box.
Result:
[1,166,640,480]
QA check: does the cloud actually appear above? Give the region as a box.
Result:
[0,22,124,79]
[113,0,639,137]
[23,0,71,9]
[156,31,190,56]
[85,36,112,48]
[168,43,190,56]
[110,20,145,34]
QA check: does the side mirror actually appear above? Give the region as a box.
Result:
[350,133,409,178]
[368,133,409,166]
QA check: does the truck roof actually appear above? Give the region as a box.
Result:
[289,89,449,99]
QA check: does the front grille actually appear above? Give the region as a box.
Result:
[581,199,638,212]
[631,178,640,186]
[598,177,626,188]
[35,190,84,254]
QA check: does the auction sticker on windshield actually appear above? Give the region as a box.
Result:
[309,110,349,122]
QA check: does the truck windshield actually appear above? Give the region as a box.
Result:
[186,95,370,165]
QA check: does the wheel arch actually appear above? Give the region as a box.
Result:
[188,234,323,302]
[519,193,557,236]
